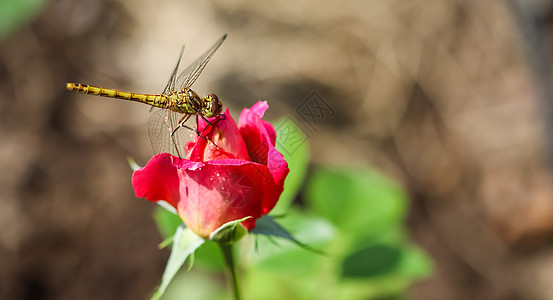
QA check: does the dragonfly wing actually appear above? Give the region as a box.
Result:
[148,108,198,158]
[162,46,185,95]
[175,34,227,90]
[148,35,227,157]
[148,108,171,155]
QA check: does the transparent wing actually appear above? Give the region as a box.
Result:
[147,108,198,158]
[175,34,227,90]
[162,46,185,95]
[148,35,227,157]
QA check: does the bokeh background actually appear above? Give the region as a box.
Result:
[2,0,553,299]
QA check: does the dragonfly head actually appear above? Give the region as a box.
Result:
[203,94,223,118]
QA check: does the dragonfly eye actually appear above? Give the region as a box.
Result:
[204,94,222,117]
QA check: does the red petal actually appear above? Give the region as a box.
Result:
[174,160,278,238]
[188,109,249,162]
[132,153,181,208]
[238,101,276,164]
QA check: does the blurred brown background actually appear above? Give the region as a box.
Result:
[2,0,553,299]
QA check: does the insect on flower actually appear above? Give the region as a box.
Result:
[66,34,228,158]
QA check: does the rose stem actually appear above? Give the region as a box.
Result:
[219,243,242,300]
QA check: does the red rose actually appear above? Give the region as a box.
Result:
[132,101,289,239]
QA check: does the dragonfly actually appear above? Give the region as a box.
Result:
[66,34,227,159]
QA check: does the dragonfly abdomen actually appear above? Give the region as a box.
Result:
[66,83,168,108]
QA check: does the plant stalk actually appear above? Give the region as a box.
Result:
[219,243,242,300]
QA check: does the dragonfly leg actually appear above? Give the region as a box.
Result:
[171,115,221,153]
[198,115,224,149]
[201,114,225,126]
[194,115,220,149]
[172,115,193,135]
[171,134,183,165]
[196,116,219,149]
[170,132,183,160]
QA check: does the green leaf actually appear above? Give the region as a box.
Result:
[193,240,225,270]
[151,225,204,300]
[0,0,48,41]
[305,167,407,234]
[249,215,295,241]
[245,212,334,274]
[273,117,310,214]
[397,245,433,279]
[208,217,250,244]
[250,215,324,254]
[244,267,317,300]
[341,243,402,278]
[239,166,433,300]
[153,206,183,240]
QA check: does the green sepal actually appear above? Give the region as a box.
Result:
[127,156,142,171]
[150,225,204,300]
[250,215,325,254]
[158,235,173,249]
[208,217,251,244]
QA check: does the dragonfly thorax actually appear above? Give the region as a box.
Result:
[167,89,202,114]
